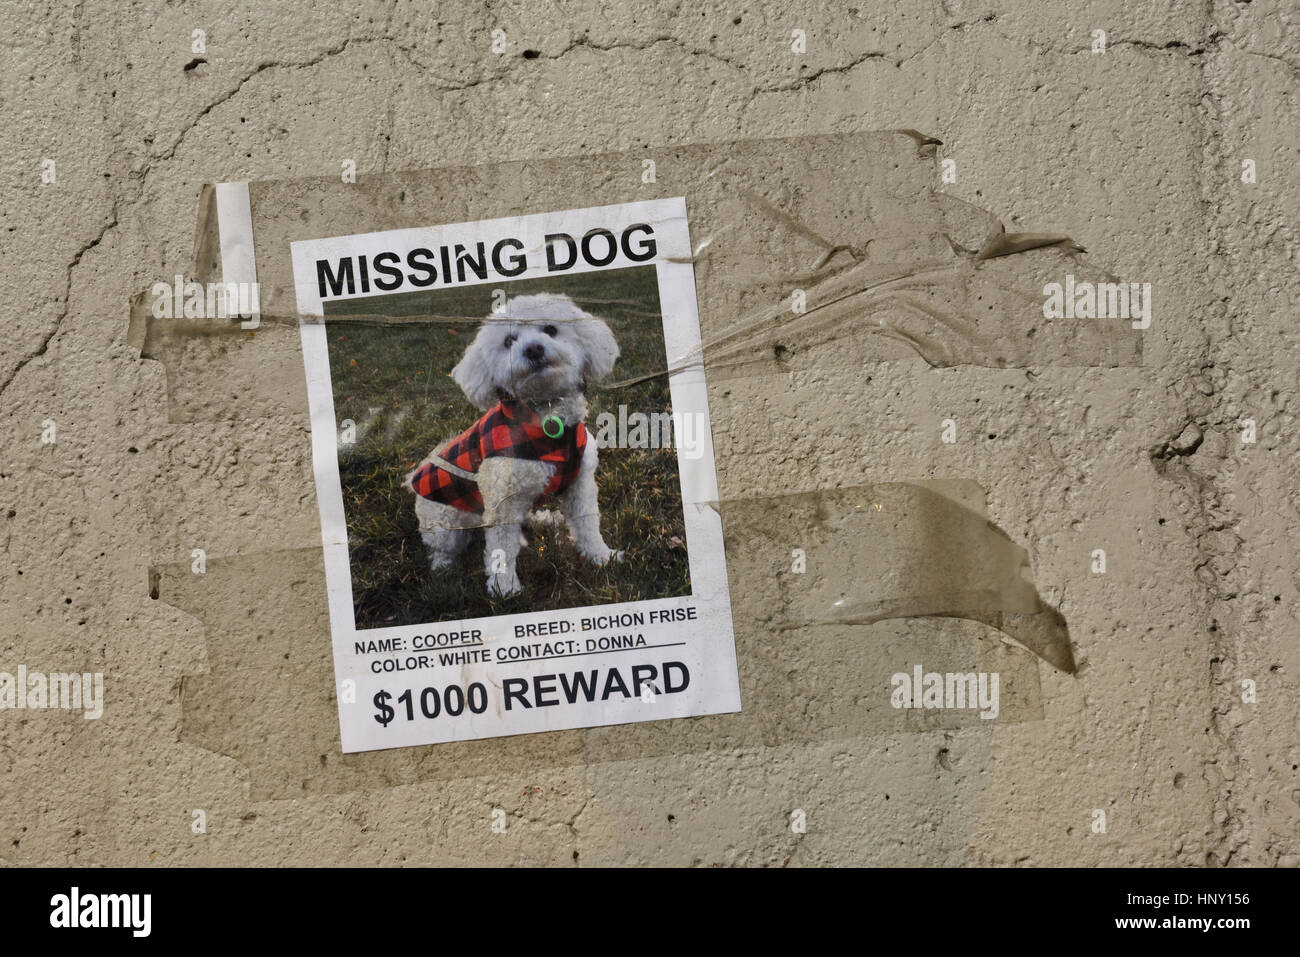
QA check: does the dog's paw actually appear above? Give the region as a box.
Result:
[583,546,624,566]
[487,570,523,597]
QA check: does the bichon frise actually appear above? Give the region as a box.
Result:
[408,293,624,596]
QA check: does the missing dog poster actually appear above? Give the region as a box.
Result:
[290,198,741,753]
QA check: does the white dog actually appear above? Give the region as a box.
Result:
[408,293,624,596]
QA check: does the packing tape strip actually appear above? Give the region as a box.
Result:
[214,181,261,330]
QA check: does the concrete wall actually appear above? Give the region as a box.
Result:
[0,0,1296,866]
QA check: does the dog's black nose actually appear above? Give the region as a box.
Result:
[523,343,546,363]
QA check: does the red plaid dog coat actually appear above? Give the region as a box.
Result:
[411,400,588,514]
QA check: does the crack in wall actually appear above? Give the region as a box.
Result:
[1145,0,1270,867]
[0,211,118,401]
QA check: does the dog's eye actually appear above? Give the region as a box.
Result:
[503,333,517,348]
[542,324,558,337]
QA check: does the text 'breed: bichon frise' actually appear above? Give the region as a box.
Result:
[407,293,624,597]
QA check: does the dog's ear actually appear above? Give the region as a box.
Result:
[450,326,502,410]
[576,317,619,381]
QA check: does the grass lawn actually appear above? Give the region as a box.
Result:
[324,265,692,629]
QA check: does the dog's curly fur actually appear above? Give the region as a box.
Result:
[407,293,623,596]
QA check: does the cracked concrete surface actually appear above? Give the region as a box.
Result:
[1,0,1298,866]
